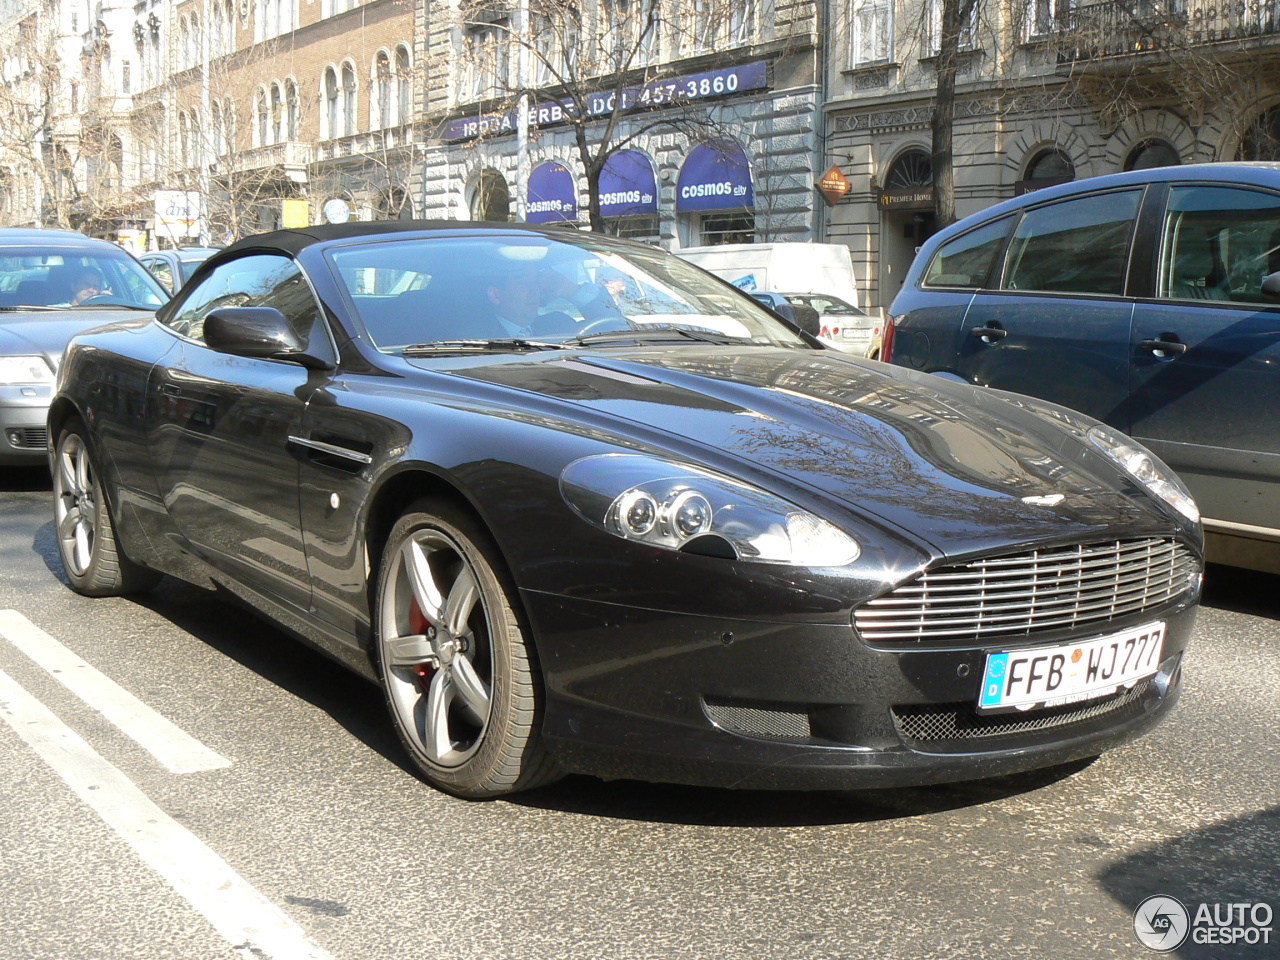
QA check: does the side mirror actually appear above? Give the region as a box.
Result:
[1263,271,1280,301]
[204,307,333,369]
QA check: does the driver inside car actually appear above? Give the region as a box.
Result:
[69,266,106,306]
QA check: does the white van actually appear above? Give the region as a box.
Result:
[674,242,880,356]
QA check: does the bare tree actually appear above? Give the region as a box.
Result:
[0,9,95,228]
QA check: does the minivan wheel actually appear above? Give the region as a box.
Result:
[374,500,560,798]
[53,425,161,596]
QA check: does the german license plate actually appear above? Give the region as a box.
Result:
[977,621,1165,714]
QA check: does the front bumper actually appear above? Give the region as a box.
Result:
[0,384,53,464]
[525,589,1198,790]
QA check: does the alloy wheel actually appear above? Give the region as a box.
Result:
[379,529,494,767]
[54,432,97,578]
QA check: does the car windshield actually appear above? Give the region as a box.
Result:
[0,246,168,309]
[327,234,810,352]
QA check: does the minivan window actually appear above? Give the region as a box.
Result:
[922,216,1013,288]
[1002,189,1143,296]
[1158,185,1280,303]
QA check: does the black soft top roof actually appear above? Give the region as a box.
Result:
[219,220,566,258]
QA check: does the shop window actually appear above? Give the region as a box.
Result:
[700,212,754,245]
[604,216,661,244]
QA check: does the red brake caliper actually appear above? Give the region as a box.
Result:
[409,598,434,691]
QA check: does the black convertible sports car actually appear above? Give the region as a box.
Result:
[50,222,1203,798]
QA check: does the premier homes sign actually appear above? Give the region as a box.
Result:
[444,62,768,142]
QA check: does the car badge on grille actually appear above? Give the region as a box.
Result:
[1021,493,1066,506]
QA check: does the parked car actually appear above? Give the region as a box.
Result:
[677,242,880,355]
[781,292,882,358]
[0,229,169,464]
[139,247,221,293]
[749,291,820,335]
[888,162,1280,574]
[51,222,1202,799]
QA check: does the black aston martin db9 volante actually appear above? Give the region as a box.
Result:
[49,223,1202,798]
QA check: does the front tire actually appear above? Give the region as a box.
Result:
[52,424,161,597]
[375,500,560,798]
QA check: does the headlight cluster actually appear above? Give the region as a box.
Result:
[1087,424,1200,523]
[0,356,53,385]
[560,454,860,566]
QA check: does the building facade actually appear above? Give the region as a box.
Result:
[824,0,1280,315]
[0,0,824,251]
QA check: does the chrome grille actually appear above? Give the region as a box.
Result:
[856,538,1197,644]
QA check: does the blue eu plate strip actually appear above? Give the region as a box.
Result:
[980,652,1009,709]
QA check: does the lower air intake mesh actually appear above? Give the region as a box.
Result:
[892,679,1153,744]
[703,698,812,742]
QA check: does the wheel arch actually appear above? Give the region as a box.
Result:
[363,464,516,608]
[46,396,84,451]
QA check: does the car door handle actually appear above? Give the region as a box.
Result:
[969,325,1008,343]
[1138,338,1188,357]
[159,382,182,397]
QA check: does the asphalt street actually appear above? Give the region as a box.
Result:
[1,464,1276,960]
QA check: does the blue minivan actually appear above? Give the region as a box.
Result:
[888,163,1280,574]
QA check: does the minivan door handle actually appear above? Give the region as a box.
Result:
[1138,336,1188,357]
[969,324,1007,344]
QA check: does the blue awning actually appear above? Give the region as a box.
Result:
[527,161,578,223]
[599,151,658,218]
[676,140,753,212]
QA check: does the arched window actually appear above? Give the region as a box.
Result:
[1240,105,1280,161]
[212,101,224,156]
[188,108,200,165]
[284,79,298,140]
[255,87,269,147]
[271,82,284,143]
[1025,148,1074,182]
[223,0,235,54]
[324,67,339,139]
[342,61,357,136]
[374,51,391,129]
[1124,139,1180,171]
[470,170,510,221]
[885,149,933,191]
[180,17,191,68]
[396,45,410,124]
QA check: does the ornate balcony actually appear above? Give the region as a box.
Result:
[215,142,313,183]
[1060,0,1280,62]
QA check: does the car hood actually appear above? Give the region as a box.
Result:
[432,346,1179,560]
[0,310,149,368]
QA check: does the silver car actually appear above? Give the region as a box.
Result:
[0,229,168,464]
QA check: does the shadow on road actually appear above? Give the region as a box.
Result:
[1099,806,1280,959]
[509,757,1097,827]
[1201,563,1280,621]
[0,465,50,493]
[34,516,411,776]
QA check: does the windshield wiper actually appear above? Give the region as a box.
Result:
[563,327,754,348]
[0,304,60,312]
[402,338,567,356]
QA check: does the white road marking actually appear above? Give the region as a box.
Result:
[0,609,230,774]
[0,669,336,960]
